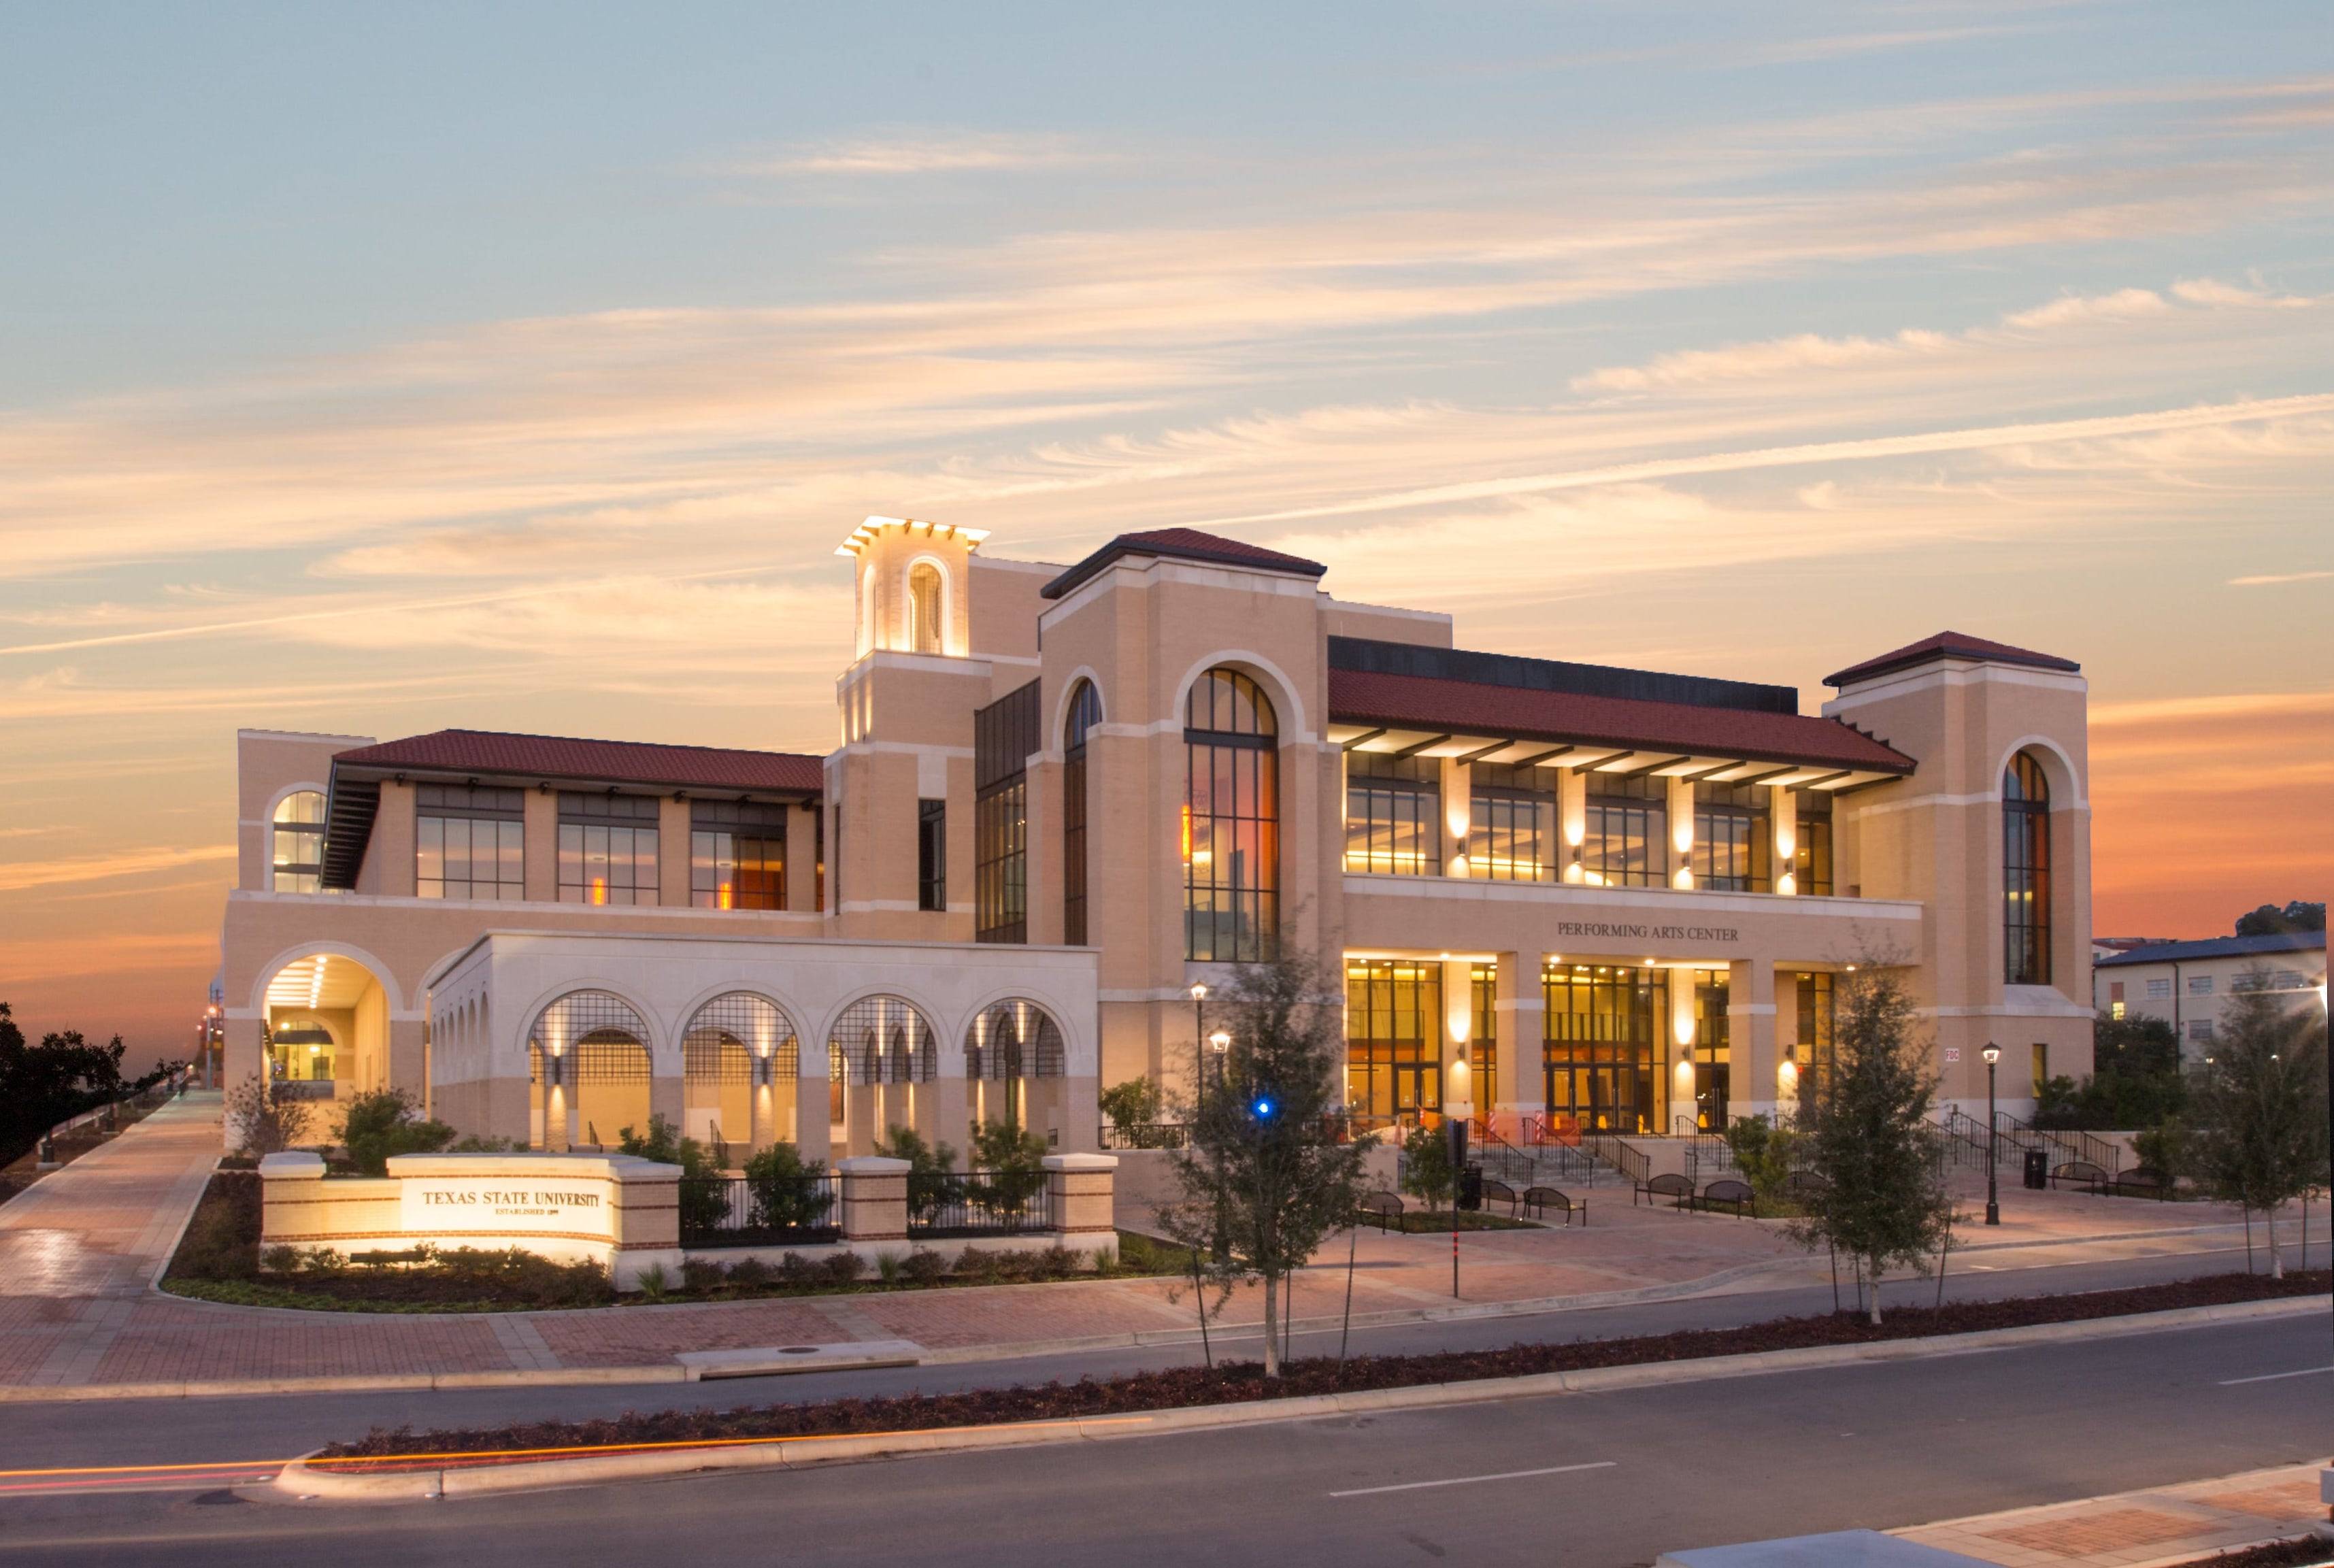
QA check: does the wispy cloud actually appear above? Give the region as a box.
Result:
[2227,568,2334,587]
[722,129,1103,178]
[0,845,234,894]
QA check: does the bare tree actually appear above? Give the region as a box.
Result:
[1788,965,1954,1324]
[1157,947,1372,1377]
[224,1074,314,1157]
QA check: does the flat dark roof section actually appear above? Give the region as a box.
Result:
[1327,637,1800,716]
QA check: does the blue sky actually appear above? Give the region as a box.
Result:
[2,1,2329,1043]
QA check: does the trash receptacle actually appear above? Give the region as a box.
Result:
[1458,1165,1484,1212]
[2022,1148,2049,1190]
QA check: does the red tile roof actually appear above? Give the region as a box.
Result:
[333,729,824,795]
[1328,669,1914,773]
[1824,631,2080,688]
[1040,527,1327,600]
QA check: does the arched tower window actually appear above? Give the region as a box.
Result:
[907,563,944,655]
[2003,751,2052,986]
[1062,680,1102,946]
[271,790,325,893]
[1183,667,1279,962]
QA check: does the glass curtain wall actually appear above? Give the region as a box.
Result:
[1581,773,1666,887]
[973,680,1039,944]
[690,799,786,910]
[1690,969,1731,1129]
[1542,963,1667,1134]
[2003,751,2052,984]
[1344,752,1438,874]
[1692,782,1770,892]
[1794,972,1836,1099]
[1061,680,1101,945]
[1183,669,1279,962]
[1470,963,1498,1112]
[558,793,658,905]
[1469,763,1553,880]
[1795,791,1834,895]
[1344,959,1441,1127]
[418,784,525,900]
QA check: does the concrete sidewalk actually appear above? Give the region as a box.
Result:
[0,1097,2322,1400]
[1897,1462,2332,1568]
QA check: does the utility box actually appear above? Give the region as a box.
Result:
[2023,1149,2050,1190]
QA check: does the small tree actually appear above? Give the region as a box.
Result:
[618,1114,724,1234]
[1788,966,1954,1324]
[224,1073,314,1157]
[1722,1113,1799,1210]
[1399,1123,1456,1214]
[969,1120,1047,1214]
[1099,1075,1173,1146]
[876,1124,961,1224]
[2182,971,2328,1278]
[1158,947,1372,1378]
[336,1087,456,1176]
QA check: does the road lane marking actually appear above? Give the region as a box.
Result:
[1331,1461,1616,1497]
[2218,1365,2334,1386]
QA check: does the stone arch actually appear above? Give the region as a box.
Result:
[250,944,401,1098]
[903,552,954,656]
[680,991,801,1150]
[1169,649,1307,740]
[527,988,654,1150]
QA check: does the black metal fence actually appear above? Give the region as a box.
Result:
[1098,1122,1188,1150]
[678,1173,840,1249]
[907,1170,1057,1238]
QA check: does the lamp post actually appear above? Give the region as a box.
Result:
[1209,1030,1231,1104]
[1982,1043,2001,1226]
[1188,982,1210,1116]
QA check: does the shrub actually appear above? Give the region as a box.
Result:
[726,1256,773,1287]
[741,1141,832,1231]
[969,1121,1048,1214]
[224,1074,314,1157]
[620,1115,725,1233]
[820,1251,865,1286]
[260,1244,301,1275]
[1399,1124,1456,1212]
[778,1253,816,1284]
[299,1248,346,1274]
[951,1246,1000,1282]
[167,1173,263,1281]
[337,1087,458,1177]
[1099,1076,1171,1145]
[635,1263,671,1301]
[1722,1114,1800,1210]
[448,1134,516,1153]
[875,1251,905,1285]
[681,1258,729,1292]
[902,1250,948,1284]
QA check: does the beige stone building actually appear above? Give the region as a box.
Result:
[220,518,2096,1156]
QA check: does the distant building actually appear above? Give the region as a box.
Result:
[2093,931,2328,1064]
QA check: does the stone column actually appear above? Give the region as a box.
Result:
[1043,1153,1118,1248]
[1771,787,1798,896]
[1441,756,1471,878]
[1496,950,1544,1131]
[794,1051,831,1165]
[837,1156,910,1243]
[1729,958,1780,1122]
[1441,956,1476,1124]
[1667,775,1695,890]
[1558,769,1586,883]
[1775,969,1803,1115]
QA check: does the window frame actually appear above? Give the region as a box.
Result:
[557,790,661,907]
[1183,668,1280,963]
[415,783,527,902]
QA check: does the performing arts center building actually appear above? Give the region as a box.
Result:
[218,518,2096,1159]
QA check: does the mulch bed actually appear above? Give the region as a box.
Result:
[2171,1537,2334,1568]
[319,1266,2330,1465]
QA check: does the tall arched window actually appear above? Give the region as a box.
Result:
[907,563,944,655]
[1062,680,1102,946]
[271,790,325,893]
[2003,751,2052,986]
[1184,667,1279,962]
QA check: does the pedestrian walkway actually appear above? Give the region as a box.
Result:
[1896,1462,2331,1568]
[0,1098,2322,1399]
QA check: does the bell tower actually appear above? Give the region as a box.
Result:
[837,516,988,661]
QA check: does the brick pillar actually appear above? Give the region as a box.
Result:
[1043,1152,1117,1245]
[837,1156,910,1242]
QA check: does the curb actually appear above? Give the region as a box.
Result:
[269,1294,2327,1502]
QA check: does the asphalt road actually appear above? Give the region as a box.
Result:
[0,1246,2321,1481]
[3,1310,2328,1567]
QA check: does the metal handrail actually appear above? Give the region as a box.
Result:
[1584,1133,1649,1187]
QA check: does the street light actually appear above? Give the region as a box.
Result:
[1189,982,1210,1114]
[1209,1029,1231,1103]
[1982,1044,2001,1226]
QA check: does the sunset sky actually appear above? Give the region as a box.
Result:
[3,3,2329,1055]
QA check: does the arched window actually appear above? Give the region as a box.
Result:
[271,790,326,893]
[963,999,1067,1080]
[1184,667,1279,962]
[682,992,799,1081]
[907,563,944,655]
[2003,752,2052,986]
[1062,680,1103,946]
[527,990,652,1149]
[828,995,936,1084]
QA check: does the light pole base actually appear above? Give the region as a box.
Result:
[1984,1201,1999,1226]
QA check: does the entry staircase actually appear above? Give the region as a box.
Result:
[1469,1120,1624,1190]
[1931,1108,2122,1175]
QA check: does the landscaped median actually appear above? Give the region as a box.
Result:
[273,1269,2331,1503]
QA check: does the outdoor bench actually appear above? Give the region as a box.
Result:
[1695,1178,1757,1218]
[1522,1186,1586,1227]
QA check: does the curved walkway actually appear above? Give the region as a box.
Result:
[0,1096,2318,1401]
